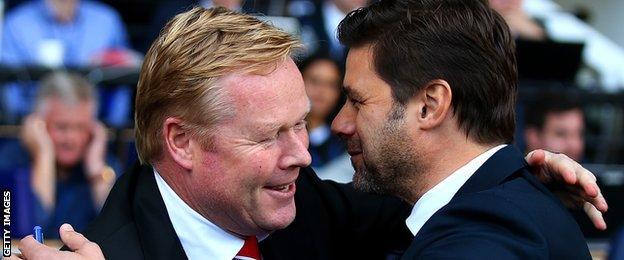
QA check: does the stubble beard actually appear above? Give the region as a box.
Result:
[351,108,421,200]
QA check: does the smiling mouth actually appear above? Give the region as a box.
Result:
[263,182,297,197]
[266,183,291,192]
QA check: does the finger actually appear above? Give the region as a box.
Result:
[525,150,552,184]
[560,184,609,214]
[576,167,598,198]
[6,252,24,260]
[525,149,546,167]
[528,150,573,183]
[18,236,50,259]
[547,152,578,184]
[583,202,607,231]
[60,223,104,259]
[59,224,89,251]
[76,241,104,259]
[59,224,104,259]
[589,187,608,213]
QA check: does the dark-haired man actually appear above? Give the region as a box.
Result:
[333,0,591,258]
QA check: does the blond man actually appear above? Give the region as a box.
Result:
[18,7,606,260]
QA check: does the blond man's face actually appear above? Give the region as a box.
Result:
[188,58,312,235]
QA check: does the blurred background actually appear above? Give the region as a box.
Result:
[0,0,622,258]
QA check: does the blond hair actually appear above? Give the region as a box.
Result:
[135,7,301,164]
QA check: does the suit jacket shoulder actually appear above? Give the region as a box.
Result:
[79,163,187,259]
[402,146,590,259]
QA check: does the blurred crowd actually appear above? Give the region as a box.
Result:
[0,0,623,257]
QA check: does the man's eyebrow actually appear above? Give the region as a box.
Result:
[302,99,311,119]
[256,105,311,135]
[251,119,280,135]
[343,85,364,100]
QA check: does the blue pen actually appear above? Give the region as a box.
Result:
[33,226,44,244]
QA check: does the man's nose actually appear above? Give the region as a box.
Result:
[279,130,312,169]
[331,103,356,138]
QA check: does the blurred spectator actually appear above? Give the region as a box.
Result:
[2,0,129,66]
[0,71,120,238]
[289,0,368,61]
[1,0,135,126]
[610,227,624,260]
[524,94,584,161]
[299,54,352,182]
[489,0,546,41]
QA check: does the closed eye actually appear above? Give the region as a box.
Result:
[294,120,307,130]
[348,97,362,108]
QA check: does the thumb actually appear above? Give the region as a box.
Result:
[18,235,48,259]
[59,224,105,259]
[59,224,88,251]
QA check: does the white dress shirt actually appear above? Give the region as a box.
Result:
[154,170,245,260]
[405,144,507,236]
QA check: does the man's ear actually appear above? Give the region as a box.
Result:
[412,79,453,130]
[163,117,194,170]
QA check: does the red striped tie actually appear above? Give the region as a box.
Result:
[234,236,261,260]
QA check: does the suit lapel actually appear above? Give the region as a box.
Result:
[455,145,528,197]
[133,166,188,259]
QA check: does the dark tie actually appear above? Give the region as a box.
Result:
[234,236,261,260]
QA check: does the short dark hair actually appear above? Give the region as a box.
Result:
[338,0,517,144]
[525,93,583,130]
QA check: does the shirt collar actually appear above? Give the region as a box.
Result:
[405,144,507,236]
[154,170,245,260]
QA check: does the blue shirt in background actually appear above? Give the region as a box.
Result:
[2,0,128,66]
[1,0,133,126]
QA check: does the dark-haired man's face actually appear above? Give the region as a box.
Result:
[332,47,421,199]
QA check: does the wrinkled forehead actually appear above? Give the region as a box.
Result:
[222,59,309,114]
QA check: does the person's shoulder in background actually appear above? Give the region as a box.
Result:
[79,0,124,22]
[4,0,40,21]
[609,227,624,260]
[0,138,31,172]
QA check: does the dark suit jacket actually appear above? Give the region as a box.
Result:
[79,164,412,259]
[401,146,591,259]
